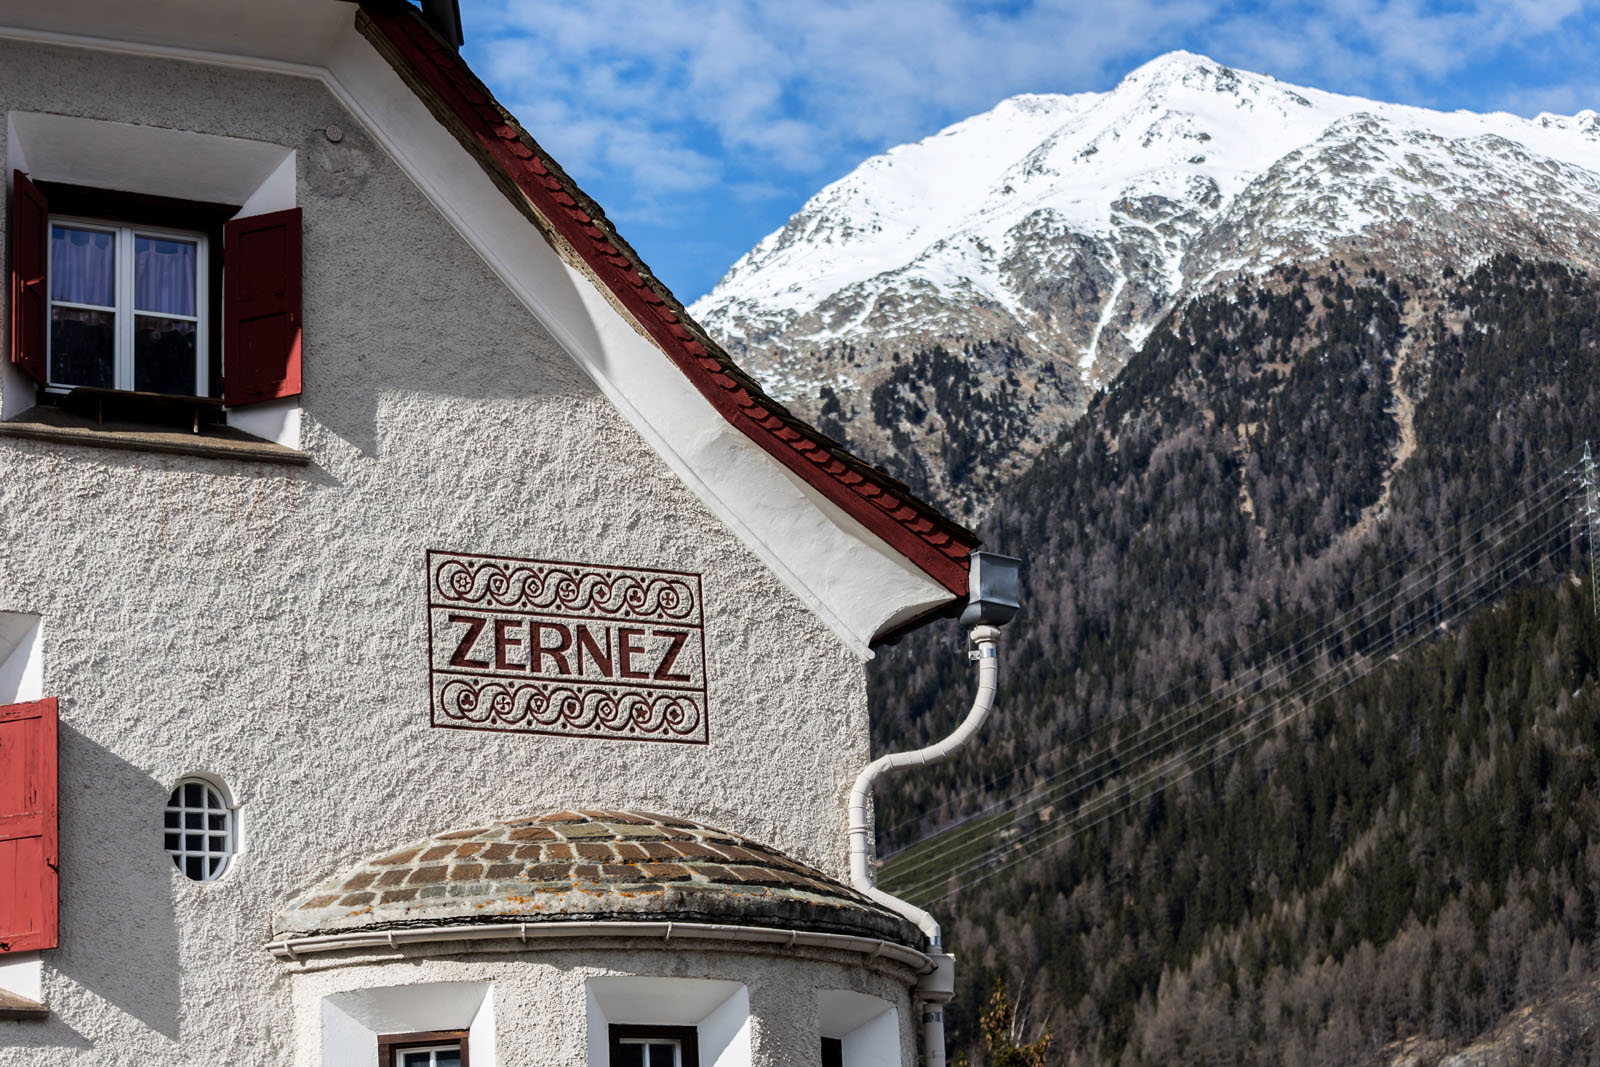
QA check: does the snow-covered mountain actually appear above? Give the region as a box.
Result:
[688,52,1600,518]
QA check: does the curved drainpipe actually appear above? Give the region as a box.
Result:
[848,622,999,1067]
[850,549,1018,1067]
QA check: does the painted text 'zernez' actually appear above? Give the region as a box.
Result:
[426,551,709,744]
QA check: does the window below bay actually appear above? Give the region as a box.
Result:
[378,1031,469,1067]
[610,1025,697,1067]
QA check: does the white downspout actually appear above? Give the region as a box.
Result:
[848,622,1002,1067]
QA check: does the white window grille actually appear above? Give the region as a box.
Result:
[164,778,235,881]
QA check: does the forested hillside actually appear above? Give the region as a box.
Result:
[866,257,1600,1065]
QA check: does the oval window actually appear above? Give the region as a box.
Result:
[163,778,236,881]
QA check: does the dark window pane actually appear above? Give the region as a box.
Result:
[209,835,227,851]
[50,307,113,388]
[134,316,197,395]
[185,855,203,880]
[436,1052,461,1067]
[185,812,202,829]
[208,813,226,830]
[164,832,179,850]
[208,856,223,876]
[184,783,201,806]
[164,811,179,828]
[206,790,223,810]
[821,1037,843,1067]
[134,236,196,315]
[186,834,203,851]
[615,1044,645,1067]
[51,226,114,306]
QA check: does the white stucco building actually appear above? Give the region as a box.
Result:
[0,2,1010,1065]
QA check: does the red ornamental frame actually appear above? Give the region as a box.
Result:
[425,550,710,745]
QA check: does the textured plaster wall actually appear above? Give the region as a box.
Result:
[290,943,917,1067]
[0,39,889,1064]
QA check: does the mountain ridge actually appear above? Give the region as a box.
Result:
[690,52,1600,518]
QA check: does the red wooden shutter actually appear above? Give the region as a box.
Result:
[9,171,48,385]
[0,698,57,955]
[223,207,302,406]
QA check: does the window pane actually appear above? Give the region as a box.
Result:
[164,811,179,828]
[134,236,196,316]
[185,812,202,829]
[647,1043,679,1067]
[435,1051,461,1067]
[50,307,114,388]
[51,226,114,307]
[164,832,179,850]
[615,1044,645,1067]
[184,783,201,806]
[134,316,197,395]
[185,855,204,880]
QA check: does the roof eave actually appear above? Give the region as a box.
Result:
[353,1,979,598]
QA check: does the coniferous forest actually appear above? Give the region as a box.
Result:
[863,257,1600,1065]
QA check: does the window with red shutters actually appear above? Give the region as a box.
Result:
[8,171,302,415]
[223,207,302,407]
[0,698,57,955]
[9,170,48,386]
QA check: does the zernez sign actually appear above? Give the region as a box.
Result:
[427,550,708,744]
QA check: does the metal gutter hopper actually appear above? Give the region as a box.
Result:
[959,551,1021,627]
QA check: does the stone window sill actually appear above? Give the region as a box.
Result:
[0,405,309,466]
[0,988,47,1021]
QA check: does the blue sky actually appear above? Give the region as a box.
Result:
[456,0,1600,303]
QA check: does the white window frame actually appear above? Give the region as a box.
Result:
[45,214,209,396]
[393,1044,463,1067]
[616,1037,682,1067]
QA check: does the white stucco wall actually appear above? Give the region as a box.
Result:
[0,38,901,1064]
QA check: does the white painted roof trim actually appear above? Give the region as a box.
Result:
[0,17,957,657]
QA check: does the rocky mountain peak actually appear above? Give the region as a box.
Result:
[689,55,1600,520]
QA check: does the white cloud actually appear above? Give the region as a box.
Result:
[459,0,1599,206]
[463,0,1219,196]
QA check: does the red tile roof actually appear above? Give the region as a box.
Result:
[355,2,978,596]
[274,810,924,948]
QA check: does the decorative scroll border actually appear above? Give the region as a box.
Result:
[433,679,706,743]
[426,550,710,745]
[431,551,698,624]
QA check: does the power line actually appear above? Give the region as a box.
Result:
[880,460,1580,846]
[903,528,1574,905]
[880,481,1576,880]
[915,542,1571,907]
[894,520,1574,902]
[889,519,1574,902]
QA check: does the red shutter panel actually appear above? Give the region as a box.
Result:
[9,171,48,385]
[223,207,303,406]
[0,698,57,955]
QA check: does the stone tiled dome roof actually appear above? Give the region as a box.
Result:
[273,810,922,948]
